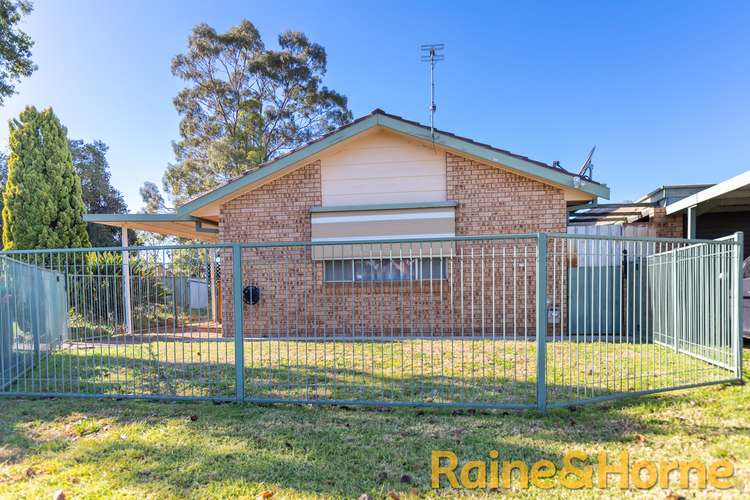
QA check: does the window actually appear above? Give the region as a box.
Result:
[323,257,447,283]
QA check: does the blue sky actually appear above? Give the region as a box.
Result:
[1,0,748,210]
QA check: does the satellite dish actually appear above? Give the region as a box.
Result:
[578,146,596,178]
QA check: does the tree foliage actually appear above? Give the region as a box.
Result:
[69,139,131,247]
[0,0,36,106]
[2,106,89,249]
[158,20,351,205]
[140,180,168,214]
[0,151,7,234]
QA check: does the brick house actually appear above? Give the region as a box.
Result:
[86,109,610,337]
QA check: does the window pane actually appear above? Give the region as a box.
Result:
[354,259,376,281]
[385,258,412,281]
[324,257,446,282]
[324,260,353,282]
[423,257,446,280]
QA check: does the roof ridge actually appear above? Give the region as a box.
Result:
[357,108,597,183]
[177,109,609,212]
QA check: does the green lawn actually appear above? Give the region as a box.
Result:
[0,347,748,498]
[4,338,734,407]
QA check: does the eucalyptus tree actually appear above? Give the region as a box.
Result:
[154,20,351,206]
[0,0,36,105]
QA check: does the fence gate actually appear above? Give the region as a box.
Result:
[544,233,742,409]
[0,233,743,410]
[648,238,738,371]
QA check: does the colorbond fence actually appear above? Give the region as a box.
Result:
[0,233,743,410]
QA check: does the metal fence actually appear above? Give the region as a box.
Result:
[0,232,743,410]
[544,233,741,408]
[0,256,68,391]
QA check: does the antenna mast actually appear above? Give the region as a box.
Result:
[420,44,444,137]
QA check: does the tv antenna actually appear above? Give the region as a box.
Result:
[420,43,444,138]
[578,145,596,179]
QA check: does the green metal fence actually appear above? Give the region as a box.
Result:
[647,236,738,370]
[0,233,743,410]
[544,233,742,409]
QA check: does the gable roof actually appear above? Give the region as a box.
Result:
[176,109,609,217]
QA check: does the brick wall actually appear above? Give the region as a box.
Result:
[446,153,566,234]
[620,208,684,238]
[644,207,684,238]
[219,153,567,337]
[446,153,567,335]
[219,161,321,335]
[220,161,321,243]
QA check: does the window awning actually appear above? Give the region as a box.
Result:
[310,202,456,260]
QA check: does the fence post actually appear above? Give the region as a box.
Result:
[232,244,245,402]
[672,250,679,353]
[734,232,744,380]
[536,233,548,412]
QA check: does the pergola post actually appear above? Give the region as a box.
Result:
[687,205,697,239]
[121,225,133,335]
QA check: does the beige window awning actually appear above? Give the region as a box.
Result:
[310,202,457,260]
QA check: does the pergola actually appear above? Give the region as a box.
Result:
[83,213,220,334]
[84,213,219,242]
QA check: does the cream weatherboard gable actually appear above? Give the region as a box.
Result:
[319,128,447,206]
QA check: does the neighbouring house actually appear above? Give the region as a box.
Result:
[568,171,750,338]
[86,109,612,336]
[568,170,750,259]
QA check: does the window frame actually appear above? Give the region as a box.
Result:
[323,256,448,283]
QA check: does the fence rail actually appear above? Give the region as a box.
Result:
[0,232,743,410]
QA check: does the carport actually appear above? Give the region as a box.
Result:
[666,170,750,258]
[83,213,220,334]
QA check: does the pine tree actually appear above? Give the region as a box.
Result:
[2,106,90,249]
